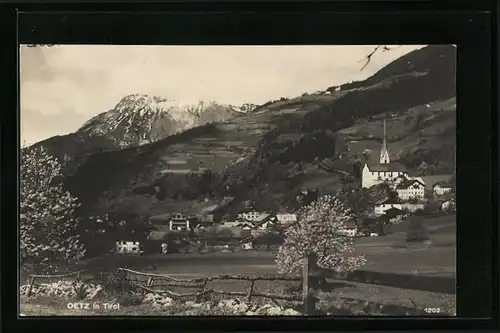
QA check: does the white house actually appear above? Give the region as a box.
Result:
[441,199,456,211]
[362,163,409,188]
[115,241,141,254]
[338,220,358,237]
[433,183,453,196]
[396,178,426,200]
[169,213,190,231]
[238,211,262,221]
[276,213,297,224]
[361,120,409,188]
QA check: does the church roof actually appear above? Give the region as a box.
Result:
[367,162,407,172]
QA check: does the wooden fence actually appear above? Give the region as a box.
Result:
[114,254,320,309]
[24,254,453,315]
[117,267,303,304]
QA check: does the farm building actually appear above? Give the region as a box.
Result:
[238,210,268,222]
[384,207,405,220]
[115,241,142,254]
[169,213,191,231]
[339,220,358,237]
[433,182,453,196]
[374,198,424,215]
[441,199,456,212]
[276,213,297,224]
[374,198,403,215]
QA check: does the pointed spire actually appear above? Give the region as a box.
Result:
[380,118,390,164]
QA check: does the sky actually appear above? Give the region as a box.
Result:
[20,44,425,145]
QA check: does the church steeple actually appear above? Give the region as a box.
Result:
[380,119,390,164]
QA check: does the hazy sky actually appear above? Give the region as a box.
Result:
[20,44,425,145]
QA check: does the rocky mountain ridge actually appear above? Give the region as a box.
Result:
[77,94,256,148]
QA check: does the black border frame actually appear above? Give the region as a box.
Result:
[1,1,498,332]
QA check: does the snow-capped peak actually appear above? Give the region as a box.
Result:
[77,94,245,149]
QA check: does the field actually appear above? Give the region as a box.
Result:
[20,214,456,316]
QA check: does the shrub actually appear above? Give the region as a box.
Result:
[406,214,430,242]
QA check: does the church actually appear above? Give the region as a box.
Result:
[361,120,412,188]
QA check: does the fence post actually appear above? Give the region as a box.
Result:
[120,269,127,293]
[195,277,209,302]
[101,272,109,288]
[302,253,317,315]
[246,280,255,303]
[27,276,36,297]
[147,276,155,287]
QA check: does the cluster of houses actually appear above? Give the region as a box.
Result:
[159,211,297,233]
[362,120,455,217]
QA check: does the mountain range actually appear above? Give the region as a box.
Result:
[30,96,257,175]
[27,45,456,218]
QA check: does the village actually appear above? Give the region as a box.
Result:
[19,45,460,317]
[115,120,456,256]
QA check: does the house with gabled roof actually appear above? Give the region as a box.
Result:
[339,220,358,237]
[237,210,269,222]
[433,181,453,196]
[374,197,424,215]
[374,198,403,215]
[396,178,426,200]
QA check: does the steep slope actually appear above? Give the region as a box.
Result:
[64,45,456,214]
[336,45,456,91]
